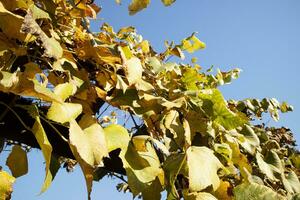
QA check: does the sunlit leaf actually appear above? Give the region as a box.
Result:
[47,102,82,123]
[128,0,150,15]
[187,146,223,191]
[103,124,130,152]
[0,170,15,200]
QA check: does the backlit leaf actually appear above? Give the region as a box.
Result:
[103,124,130,152]
[47,102,82,123]
[6,145,28,178]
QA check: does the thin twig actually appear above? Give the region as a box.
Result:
[129,111,139,129]
[98,104,111,118]
[0,102,31,132]
[112,173,128,183]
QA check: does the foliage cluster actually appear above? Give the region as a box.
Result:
[0,0,299,199]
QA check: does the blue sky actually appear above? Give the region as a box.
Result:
[0,0,299,199]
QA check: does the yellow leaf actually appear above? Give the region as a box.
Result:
[21,10,62,59]
[0,171,15,200]
[28,105,54,193]
[69,120,108,199]
[128,0,150,15]
[47,102,82,123]
[215,181,233,200]
[6,145,28,178]
[125,57,143,85]
[54,83,76,102]
[69,120,108,166]
[161,0,176,6]
[184,192,218,200]
[0,2,33,41]
[103,124,130,152]
[187,146,223,192]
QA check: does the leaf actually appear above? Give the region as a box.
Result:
[214,181,233,200]
[69,119,108,199]
[163,153,186,200]
[187,146,223,191]
[47,102,82,123]
[256,151,282,181]
[233,182,285,200]
[238,125,260,155]
[199,89,247,130]
[184,192,218,200]
[125,57,143,85]
[69,119,108,167]
[103,124,130,152]
[21,10,62,59]
[181,34,206,53]
[120,136,164,197]
[0,2,32,41]
[0,170,15,200]
[6,145,28,178]
[128,0,150,15]
[53,83,76,101]
[282,171,300,194]
[161,0,176,6]
[24,105,54,193]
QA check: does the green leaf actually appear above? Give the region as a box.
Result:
[256,151,282,181]
[282,171,300,194]
[47,102,82,123]
[187,146,223,191]
[6,145,28,178]
[0,170,15,200]
[103,124,130,152]
[238,125,260,155]
[163,153,186,200]
[233,182,285,200]
[199,89,247,130]
[128,0,150,15]
[120,136,164,197]
[161,0,176,6]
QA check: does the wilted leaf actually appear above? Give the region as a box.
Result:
[187,146,223,191]
[0,170,15,200]
[6,145,28,178]
[282,171,300,194]
[214,181,233,200]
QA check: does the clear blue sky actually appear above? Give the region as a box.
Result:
[0,0,299,199]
